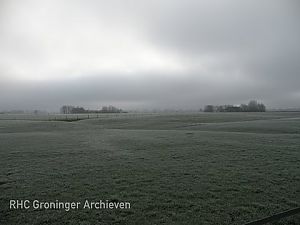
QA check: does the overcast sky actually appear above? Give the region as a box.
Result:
[0,0,299,111]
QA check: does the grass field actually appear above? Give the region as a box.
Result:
[0,112,299,224]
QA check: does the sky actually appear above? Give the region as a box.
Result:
[0,0,299,111]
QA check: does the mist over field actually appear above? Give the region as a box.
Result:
[0,0,300,111]
[1,1,300,224]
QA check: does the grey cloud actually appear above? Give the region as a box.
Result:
[0,71,297,111]
[0,0,299,111]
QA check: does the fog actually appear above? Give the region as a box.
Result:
[0,0,299,111]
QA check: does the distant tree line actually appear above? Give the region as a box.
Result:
[204,100,266,112]
[60,105,123,114]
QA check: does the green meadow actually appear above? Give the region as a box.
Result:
[0,112,299,224]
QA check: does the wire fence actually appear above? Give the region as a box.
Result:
[243,207,300,225]
[0,113,157,121]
